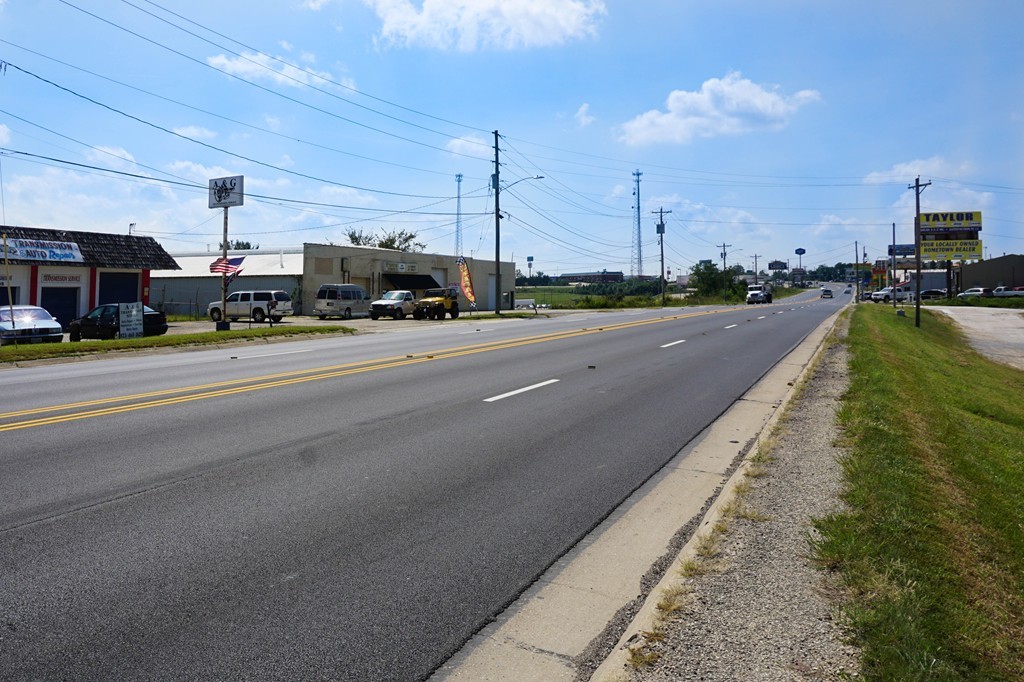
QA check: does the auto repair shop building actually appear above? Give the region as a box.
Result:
[150,243,512,316]
[1,225,180,328]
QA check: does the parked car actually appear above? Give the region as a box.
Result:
[993,286,1024,297]
[69,304,169,341]
[208,290,294,323]
[820,288,833,298]
[370,290,416,319]
[0,305,64,345]
[313,283,370,320]
[957,287,994,299]
[918,289,947,300]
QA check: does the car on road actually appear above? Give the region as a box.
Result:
[0,305,64,345]
[370,290,416,319]
[820,288,833,298]
[69,304,169,341]
[957,287,994,299]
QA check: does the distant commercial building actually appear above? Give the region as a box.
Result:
[1,224,179,328]
[562,270,624,284]
[150,243,514,316]
[956,254,1024,291]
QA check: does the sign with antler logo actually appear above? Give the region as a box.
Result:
[208,176,244,208]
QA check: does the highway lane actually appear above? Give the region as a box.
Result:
[0,292,845,680]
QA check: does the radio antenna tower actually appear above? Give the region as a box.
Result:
[631,169,643,277]
[455,173,463,256]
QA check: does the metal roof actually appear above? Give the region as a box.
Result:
[152,250,304,278]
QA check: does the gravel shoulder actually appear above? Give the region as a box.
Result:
[600,314,861,681]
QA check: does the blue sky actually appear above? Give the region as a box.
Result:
[0,0,1020,277]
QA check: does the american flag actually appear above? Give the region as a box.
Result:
[210,256,245,274]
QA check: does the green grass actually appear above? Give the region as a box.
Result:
[0,325,355,363]
[814,305,1024,679]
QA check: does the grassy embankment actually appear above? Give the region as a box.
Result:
[816,304,1024,678]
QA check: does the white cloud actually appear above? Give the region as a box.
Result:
[446,134,492,159]
[620,72,821,146]
[207,51,334,88]
[0,123,10,145]
[863,157,971,185]
[363,0,606,51]
[302,0,333,9]
[172,126,217,140]
[574,103,594,127]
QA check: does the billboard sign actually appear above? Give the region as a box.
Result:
[919,211,981,233]
[888,243,915,256]
[920,239,982,261]
[768,260,788,271]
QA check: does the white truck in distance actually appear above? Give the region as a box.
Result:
[871,286,910,303]
[993,286,1024,297]
[745,283,773,304]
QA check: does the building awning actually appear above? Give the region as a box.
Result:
[384,273,440,290]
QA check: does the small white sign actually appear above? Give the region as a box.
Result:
[119,302,144,339]
[209,175,244,208]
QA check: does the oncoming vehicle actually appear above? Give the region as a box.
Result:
[208,290,293,323]
[313,284,370,320]
[413,287,460,320]
[69,304,169,341]
[820,288,833,298]
[0,305,64,345]
[370,290,416,320]
[745,283,773,304]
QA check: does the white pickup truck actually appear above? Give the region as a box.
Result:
[871,286,910,303]
[993,286,1024,297]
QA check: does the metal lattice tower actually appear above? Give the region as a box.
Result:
[455,173,463,257]
[631,169,643,277]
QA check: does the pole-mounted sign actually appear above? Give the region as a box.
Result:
[209,176,244,208]
[209,175,244,331]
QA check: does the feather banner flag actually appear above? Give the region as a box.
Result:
[456,256,476,308]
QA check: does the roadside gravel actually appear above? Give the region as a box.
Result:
[619,314,861,681]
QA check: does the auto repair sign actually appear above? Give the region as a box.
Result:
[6,239,85,263]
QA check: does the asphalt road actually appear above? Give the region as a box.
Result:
[0,291,845,681]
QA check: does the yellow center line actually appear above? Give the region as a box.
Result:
[1,308,728,432]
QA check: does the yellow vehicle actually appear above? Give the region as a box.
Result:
[413,287,460,320]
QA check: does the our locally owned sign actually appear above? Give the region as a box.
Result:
[4,239,85,263]
[919,211,982,233]
[920,239,982,261]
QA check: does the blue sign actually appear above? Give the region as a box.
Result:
[888,243,915,256]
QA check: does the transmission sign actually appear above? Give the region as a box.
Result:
[920,239,982,260]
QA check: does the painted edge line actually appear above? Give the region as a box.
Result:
[660,340,686,348]
[484,379,560,403]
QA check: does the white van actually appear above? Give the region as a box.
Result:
[314,283,371,319]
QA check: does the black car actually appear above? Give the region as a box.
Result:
[918,289,947,301]
[69,304,169,341]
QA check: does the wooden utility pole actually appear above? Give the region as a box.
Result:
[652,208,671,305]
[909,176,931,328]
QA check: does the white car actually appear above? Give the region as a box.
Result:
[0,305,64,345]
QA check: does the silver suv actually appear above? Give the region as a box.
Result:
[209,290,293,323]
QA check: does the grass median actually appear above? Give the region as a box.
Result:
[0,325,355,364]
[815,304,1024,679]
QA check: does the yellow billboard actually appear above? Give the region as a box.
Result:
[920,239,982,261]
[919,211,982,232]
